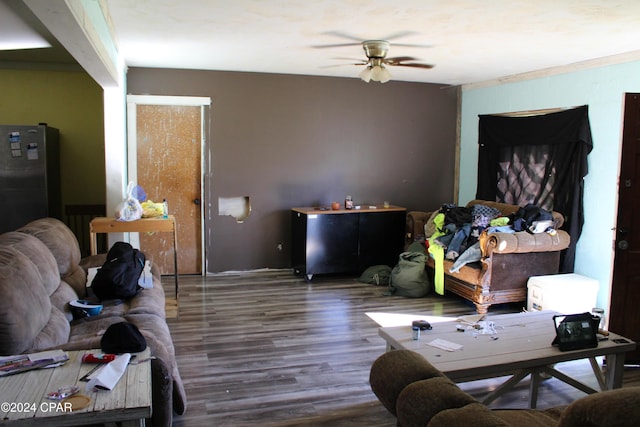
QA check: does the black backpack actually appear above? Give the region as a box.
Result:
[92,242,145,300]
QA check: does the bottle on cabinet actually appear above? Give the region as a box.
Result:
[344,195,353,210]
[162,199,169,218]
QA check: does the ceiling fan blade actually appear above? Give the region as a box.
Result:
[380,31,419,41]
[312,42,362,49]
[319,62,367,69]
[331,57,368,62]
[321,30,366,43]
[390,42,433,49]
[392,62,435,69]
[321,57,369,68]
[385,56,419,64]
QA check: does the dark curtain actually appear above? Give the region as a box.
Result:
[476,105,593,272]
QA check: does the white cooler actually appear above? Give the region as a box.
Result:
[527,273,599,314]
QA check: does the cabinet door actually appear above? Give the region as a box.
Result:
[291,211,308,275]
[358,211,406,271]
[305,213,359,276]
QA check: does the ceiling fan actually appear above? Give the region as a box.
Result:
[314,32,434,83]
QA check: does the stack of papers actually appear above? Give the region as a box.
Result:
[0,350,68,376]
[427,339,464,352]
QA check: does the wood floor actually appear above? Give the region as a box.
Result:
[163,270,640,427]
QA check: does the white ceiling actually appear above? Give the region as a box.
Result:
[104,0,640,85]
[3,0,640,86]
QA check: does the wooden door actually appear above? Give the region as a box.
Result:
[610,93,640,363]
[136,104,202,275]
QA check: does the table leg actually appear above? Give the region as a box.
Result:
[605,353,625,390]
[481,369,530,406]
[540,365,599,395]
[529,368,542,409]
[589,357,606,390]
[90,231,98,255]
[172,223,179,299]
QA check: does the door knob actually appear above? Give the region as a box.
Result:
[193,198,201,205]
[618,240,629,250]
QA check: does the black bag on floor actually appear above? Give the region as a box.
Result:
[92,242,145,300]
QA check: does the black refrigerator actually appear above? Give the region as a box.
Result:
[0,124,60,233]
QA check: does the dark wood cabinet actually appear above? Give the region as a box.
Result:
[291,206,406,280]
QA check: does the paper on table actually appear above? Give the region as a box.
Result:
[0,350,68,376]
[456,314,485,325]
[427,339,463,352]
[85,353,131,392]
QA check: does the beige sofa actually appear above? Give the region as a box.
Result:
[0,218,185,427]
[406,200,571,314]
[370,349,640,427]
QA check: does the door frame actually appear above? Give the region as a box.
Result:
[126,95,211,275]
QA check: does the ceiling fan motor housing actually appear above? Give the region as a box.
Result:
[362,40,389,59]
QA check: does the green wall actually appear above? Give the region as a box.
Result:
[459,59,640,312]
[0,68,105,211]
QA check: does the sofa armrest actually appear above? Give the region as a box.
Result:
[79,254,107,271]
[557,386,640,427]
[480,230,570,257]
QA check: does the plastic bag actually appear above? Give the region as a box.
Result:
[115,182,143,221]
[141,200,164,218]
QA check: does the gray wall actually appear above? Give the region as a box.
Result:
[127,68,458,272]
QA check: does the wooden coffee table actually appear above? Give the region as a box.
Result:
[0,348,151,426]
[378,310,636,408]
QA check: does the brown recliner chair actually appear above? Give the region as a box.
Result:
[370,349,640,427]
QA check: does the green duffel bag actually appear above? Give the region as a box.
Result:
[389,252,431,298]
[358,265,392,286]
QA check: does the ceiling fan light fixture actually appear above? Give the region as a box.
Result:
[359,66,373,82]
[370,64,391,83]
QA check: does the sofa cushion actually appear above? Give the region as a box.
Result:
[49,281,80,322]
[65,316,126,350]
[0,247,69,355]
[0,232,61,295]
[0,231,79,323]
[428,403,511,427]
[18,218,87,297]
[28,306,71,353]
[490,407,564,427]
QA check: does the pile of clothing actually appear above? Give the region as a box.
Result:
[427,203,556,294]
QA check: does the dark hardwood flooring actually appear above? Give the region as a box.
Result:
[163,270,640,427]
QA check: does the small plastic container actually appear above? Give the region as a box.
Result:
[162,199,169,218]
[412,326,420,340]
[591,307,606,330]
